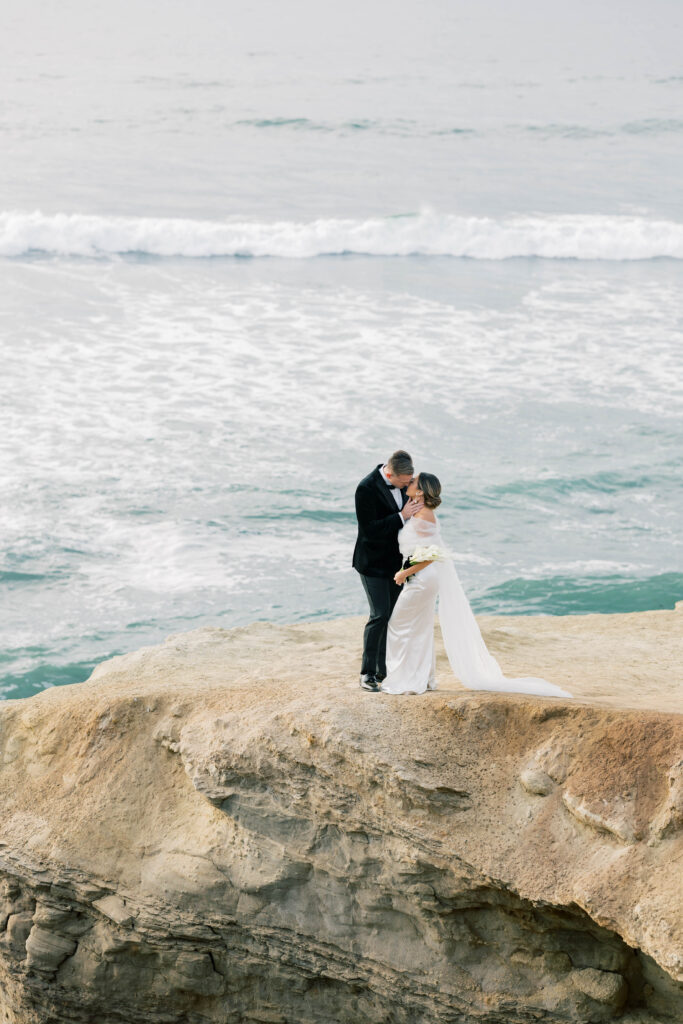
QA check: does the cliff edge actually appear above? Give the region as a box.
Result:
[0,610,681,1023]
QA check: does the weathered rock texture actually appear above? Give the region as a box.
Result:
[0,610,681,1023]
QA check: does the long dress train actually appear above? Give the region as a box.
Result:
[381,517,572,698]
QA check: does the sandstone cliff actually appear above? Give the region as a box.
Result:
[0,609,681,1023]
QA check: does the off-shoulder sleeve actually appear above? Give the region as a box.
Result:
[412,518,439,539]
[399,517,441,557]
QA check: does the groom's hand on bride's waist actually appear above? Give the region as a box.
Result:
[401,499,424,520]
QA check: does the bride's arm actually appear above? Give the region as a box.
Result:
[394,560,431,585]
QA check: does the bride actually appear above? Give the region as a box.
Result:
[381,473,572,698]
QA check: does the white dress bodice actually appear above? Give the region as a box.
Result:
[398,515,441,558]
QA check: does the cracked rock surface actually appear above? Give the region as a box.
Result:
[0,612,681,1023]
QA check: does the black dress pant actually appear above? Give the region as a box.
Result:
[360,574,402,678]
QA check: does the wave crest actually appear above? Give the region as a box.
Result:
[2,210,682,260]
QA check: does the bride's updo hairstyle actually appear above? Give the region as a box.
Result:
[418,472,442,509]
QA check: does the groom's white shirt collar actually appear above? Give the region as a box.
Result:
[380,465,405,517]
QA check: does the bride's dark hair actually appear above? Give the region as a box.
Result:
[418,472,441,509]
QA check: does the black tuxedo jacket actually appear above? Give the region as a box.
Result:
[352,465,407,578]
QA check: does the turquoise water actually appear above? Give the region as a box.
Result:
[1,0,682,699]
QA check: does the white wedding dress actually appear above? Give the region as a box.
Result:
[382,517,572,698]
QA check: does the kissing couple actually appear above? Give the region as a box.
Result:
[353,450,571,698]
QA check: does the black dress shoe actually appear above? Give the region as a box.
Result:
[359,674,380,691]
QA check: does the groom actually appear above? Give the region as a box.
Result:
[353,450,424,691]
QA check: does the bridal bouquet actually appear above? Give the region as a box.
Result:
[400,545,448,584]
[409,544,447,564]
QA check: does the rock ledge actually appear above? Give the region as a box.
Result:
[0,615,681,1023]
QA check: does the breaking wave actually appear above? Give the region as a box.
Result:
[2,210,683,260]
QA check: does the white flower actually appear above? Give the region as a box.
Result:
[409,544,446,564]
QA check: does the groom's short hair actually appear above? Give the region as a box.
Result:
[387,450,413,475]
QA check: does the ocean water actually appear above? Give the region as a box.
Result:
[2,0,682,699]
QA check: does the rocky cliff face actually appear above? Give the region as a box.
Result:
[0,615,681,1023]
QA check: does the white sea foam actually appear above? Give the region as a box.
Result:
[2,256,682,695]
[2,210,683,260]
